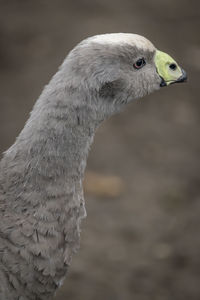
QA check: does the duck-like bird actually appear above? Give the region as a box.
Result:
[0,33,187,300]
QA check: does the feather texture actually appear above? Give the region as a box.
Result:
[0,65,96,298]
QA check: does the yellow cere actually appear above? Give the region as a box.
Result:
[154,50,182,85]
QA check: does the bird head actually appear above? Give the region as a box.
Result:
[61,33,187,122]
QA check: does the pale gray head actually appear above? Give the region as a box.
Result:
[55,33,186,123]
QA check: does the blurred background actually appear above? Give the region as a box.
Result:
[0,0,200,299]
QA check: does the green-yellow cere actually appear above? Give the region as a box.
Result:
[154,50,182,85]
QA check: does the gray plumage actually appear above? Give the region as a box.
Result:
[0,33,185,299]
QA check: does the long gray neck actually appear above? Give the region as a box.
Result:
[0,71,100,297]
[2,75,98,211]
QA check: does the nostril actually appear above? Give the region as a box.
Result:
[169,63,177,71]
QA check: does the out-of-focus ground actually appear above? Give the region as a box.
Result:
[0,0,200,299]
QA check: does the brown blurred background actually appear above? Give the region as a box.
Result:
[0,0,200,299]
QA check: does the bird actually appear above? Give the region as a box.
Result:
[0,33,187,300]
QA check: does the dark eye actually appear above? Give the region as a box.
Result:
[133,58,146,69]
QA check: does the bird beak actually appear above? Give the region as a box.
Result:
[154,50,187,87]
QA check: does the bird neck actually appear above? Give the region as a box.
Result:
[20,105,96,183]
[3,86,99,212]
[0,86,99,287]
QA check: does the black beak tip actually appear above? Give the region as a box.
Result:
[176,68,187,83]
[180,69,187,82]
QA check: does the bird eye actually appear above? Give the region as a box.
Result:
[133,58,146,69]
[169,63,177,71]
